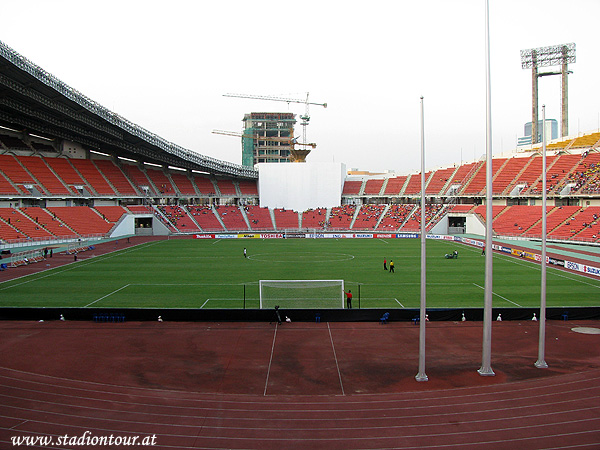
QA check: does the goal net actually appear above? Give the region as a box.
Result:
[259,279,345,309]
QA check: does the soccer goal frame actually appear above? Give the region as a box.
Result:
[259,279,345,309]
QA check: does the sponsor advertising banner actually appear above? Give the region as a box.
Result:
[260,233,284,239]
[193,234,214,239]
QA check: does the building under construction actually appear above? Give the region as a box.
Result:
[242,112,296,166]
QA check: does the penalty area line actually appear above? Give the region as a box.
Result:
[85,284,130,307]
[394,298,405,308]
[473,283,522,307]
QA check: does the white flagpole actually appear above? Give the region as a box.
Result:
[479,0,495,377]
[536,105,549,369]
[416,96,428,382]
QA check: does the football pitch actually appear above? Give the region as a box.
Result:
[0,237,599,309]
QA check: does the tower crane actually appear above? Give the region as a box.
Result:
[222,92,326,162]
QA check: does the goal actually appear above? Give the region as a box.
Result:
[259,279,345,309]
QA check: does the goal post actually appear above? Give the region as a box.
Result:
[259,279,345,309]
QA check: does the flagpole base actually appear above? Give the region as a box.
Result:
[477,366,495,376]
[534,360,548,369]
[415,373,429,382]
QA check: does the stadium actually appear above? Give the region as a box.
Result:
[1,7,600,449]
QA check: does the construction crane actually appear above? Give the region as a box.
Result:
[222,92,326,162]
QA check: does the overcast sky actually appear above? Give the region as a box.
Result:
[2,0,599,174]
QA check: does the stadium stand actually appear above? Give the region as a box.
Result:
[70,159,116,196]
[43,157,86,195]
[0,170,21,195]
[342,180,362,196]
[0,154,39,195]
[194,176,217,195]
[328,205,356,230]
[47,206,112,235]
[273,208,300,230]
[216,179,237,196]
[363,179,384,196]
[425,167,456,196]
[188,205,224,231]
[376,204,414,230]
[352,204,386,230]
[94,160,138,196]
[122,164,156,196]
[18,156,71,195]
[527,205,580,238]
[245,205,274,230]
[383,176,407,195]
[215,205,248,231]
[158,205,199,231]
[170,172,197,196]
[94,205,128,223]
[20,206,75,238]
[145,167,176,196]
[238,179,259,195]
[302,208,328,229]
[403,173,426,196]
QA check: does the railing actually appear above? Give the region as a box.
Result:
[0,234,106,249]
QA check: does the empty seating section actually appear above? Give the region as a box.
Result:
[273,208,300,229]
[570,132,600,149]
[328,205,356,229]
[0,207,54,239]
[383,176,407,195]
[0,171,20,195]
[215,205,247,231]
[94,206,128,223]
[70,159,116,195]
[47,206,112,235]
[194,176,216,195]
[525,156,559,195]
[571,207,600,241]
[170,173,197,195]
[403,173,424,195]
[18,156,71,195]
[489,205,542,236]
[0,208,28,240]
[463,161,495,195]
[188,206,223,231]
[122,164,156,195]
[472,205,506,222]
[448,162,478,193]
[238,180,258,195]
[342,180,362,195]
[527,205,579,237]
[363,179,384,196]
[353,204,385,230]
[302,208,328,229]
[492,157,526,194]
[245,206,273,230]
[43,157,85,194]
[94,160,138,195]
[216,179,236,195]
[426,167,456,196]
[449,204,475,213]
[158,205,199,231]
[145,167,176,195]
[377,204,414,230]
[0,154,37,194]
[20,206,76,237]
[514,156,545,192]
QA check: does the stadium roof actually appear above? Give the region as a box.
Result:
[0,40,257,179]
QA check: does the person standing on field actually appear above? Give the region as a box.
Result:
[383,258,387,270]
[243,247,247,258]
[389,260,395,273]
[345,290,353,309]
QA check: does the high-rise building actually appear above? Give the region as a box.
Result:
[517,119,558,146]
[241,112,296,166]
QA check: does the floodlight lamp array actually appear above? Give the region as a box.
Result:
[520,43,575,69]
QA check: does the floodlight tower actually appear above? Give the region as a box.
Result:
[520,43,575,144]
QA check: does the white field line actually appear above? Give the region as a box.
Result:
[0,241,162,291]
[328,322,345,396]
[85,284,130,307]
[394,298,405,308]
[200,299,210,308]
[263,325,278,396]
[472,283,522,307]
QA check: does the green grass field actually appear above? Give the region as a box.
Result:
[1,237,599,309]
